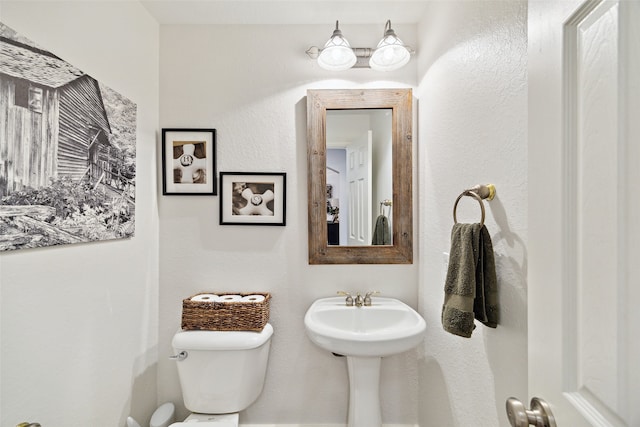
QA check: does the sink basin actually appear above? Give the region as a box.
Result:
[304,296,426,357]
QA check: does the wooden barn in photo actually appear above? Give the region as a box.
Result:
[0,36,113,197]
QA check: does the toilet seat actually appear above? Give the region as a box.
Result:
[169,423,234,427]
[169,412,238,427]
[170,424,231,427]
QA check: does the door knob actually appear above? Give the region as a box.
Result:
[506,397,556,427]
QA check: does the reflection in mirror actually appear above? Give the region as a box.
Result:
[325,109,393,246]
[307,88,413,264]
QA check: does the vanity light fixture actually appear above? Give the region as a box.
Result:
[306,20,413,71]
[369,20,412,71]
[316,21,357,71]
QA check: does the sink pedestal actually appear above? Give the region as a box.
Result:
[346,356,382,427]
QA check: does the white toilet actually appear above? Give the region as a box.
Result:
[169,323,274,426]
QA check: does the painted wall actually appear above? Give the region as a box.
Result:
[0,2,160,426]
[157,24,421,424]
[0,3,529,426]
[415,1,528,426]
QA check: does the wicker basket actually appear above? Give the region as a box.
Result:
[181,292,271,332]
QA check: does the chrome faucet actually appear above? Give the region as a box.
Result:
[354,293,364,307]
[337,290,380,307]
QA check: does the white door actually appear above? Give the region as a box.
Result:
[346,130,373,246]
[528,0,639,425]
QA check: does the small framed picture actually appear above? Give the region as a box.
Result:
[162,128,216,195]
[219,172,287,226]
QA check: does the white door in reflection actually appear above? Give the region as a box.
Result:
[347,130,372,246]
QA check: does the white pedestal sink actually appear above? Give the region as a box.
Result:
[304,296,426,427]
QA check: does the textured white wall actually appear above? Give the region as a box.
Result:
[0,3,530,425]
[0,2,160,426]
[415,1,528,426]
[157,24,421,424]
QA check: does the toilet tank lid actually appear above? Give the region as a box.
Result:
[172,323,273,350]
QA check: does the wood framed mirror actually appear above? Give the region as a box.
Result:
[307,88,413,264]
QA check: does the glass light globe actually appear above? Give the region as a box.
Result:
[369,23,411,72]
[317,22,357,71]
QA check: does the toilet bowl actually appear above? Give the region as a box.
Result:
[169,324,273,427]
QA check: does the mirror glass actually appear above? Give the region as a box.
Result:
[307,88,413,264]
[326,109,393,246]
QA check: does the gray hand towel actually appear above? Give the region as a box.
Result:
[441,223,498,337]
[371,214,391,245]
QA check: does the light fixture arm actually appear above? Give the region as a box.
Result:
[382,20,404,40]
[330,20,343,38]
[383,20,393,36]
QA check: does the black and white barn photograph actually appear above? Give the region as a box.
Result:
[0,22,137,251]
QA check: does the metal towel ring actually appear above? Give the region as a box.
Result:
[453,190,485,225]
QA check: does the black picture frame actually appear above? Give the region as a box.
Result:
[161,128,217,195]
[219,172,287,226]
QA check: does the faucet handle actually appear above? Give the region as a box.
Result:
[354,292,364,307]
[337,291,354,306]
[364,291,380,306]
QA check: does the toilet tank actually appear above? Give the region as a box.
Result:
[172,324,273,414]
